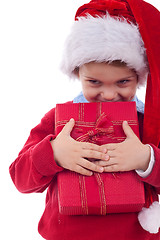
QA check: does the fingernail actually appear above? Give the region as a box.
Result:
[99,167,104,172]
[103,148,107,153]
[105,155,109,160]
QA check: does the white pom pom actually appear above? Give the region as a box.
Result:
[138,201,160,234]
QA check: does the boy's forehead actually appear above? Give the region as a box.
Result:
[81,62,130,71]
[80,62,137,79]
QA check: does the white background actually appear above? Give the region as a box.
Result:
[0,1,160,239]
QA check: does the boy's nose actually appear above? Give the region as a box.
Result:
[100,89,117,102]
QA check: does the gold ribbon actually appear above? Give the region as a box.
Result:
[77,113,115,215]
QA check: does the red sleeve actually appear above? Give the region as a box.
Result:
[137,112,160,194]
[9,108,63,193]
[138,144,160,194]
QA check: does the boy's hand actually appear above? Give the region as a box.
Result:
[96,121,151,172]
[51,119,107,176]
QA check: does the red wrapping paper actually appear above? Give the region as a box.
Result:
[55,102,145,215]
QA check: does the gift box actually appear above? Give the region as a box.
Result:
[55,102,145,215]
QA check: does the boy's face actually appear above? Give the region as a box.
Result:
[79,62,138,102]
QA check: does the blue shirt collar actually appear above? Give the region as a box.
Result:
[73,92,144,114]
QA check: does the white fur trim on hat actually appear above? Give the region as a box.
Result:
[60,14,148,85]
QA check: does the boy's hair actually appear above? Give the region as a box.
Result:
[73,60,135,77]
[60,0,148,86]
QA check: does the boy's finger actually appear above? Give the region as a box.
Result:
[60,118,75,135]
[103,143,117,150]
[74,164,93,176]
[103,164,119,172]
[79,158,104,173]
[95,160,109,167]
[83,148,108,161]
[96,158,117,167]
[81,142,107,153]
[122,121,135,138]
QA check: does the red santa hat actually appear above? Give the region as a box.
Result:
[61,0,160,234]
[61,0,149,86]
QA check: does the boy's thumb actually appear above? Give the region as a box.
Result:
[61,118,75,135]
[122,121,135,138]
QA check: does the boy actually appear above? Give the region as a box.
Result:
[9,0,160,239]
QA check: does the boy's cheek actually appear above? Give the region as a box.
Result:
[84,89,98,101]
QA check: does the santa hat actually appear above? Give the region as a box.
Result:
[61,0,160,234]
[61,0,149,86]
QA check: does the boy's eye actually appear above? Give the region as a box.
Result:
[88,79,100,85]
[117,79,130,85]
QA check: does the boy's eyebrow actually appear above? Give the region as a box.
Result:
[84,75,136,81]
[85,76,99,79]
[117,75,137,80]
[85,76,101,82]
[84,75,101,80]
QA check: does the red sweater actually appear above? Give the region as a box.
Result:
[9,105,160,240]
